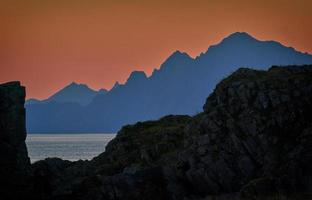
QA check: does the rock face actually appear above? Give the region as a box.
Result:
[1,66,312,200]
[182,66,312,198]
[29,65,312,200]
[0,81,31,200]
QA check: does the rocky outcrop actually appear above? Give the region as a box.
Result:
[0,81,32,200]
[31,115,192,200]
[180,66,312,198]
[1,66,312,200]
[28,65,312,200]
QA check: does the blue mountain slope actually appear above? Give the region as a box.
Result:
[47,82,104,106]
[27,82,107,106]
[26,32,312,133]
[25,98,41,106]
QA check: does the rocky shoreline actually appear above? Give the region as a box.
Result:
[1,65,312,200]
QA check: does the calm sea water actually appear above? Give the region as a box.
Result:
[26,133,116,163]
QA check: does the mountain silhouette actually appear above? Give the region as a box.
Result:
[27,82,107,106]
[26,32,312,133]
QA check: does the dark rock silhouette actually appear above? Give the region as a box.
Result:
[26,32,312,133]
[0,82,32,200]
[25,65,312,200]
[1,66,312,199]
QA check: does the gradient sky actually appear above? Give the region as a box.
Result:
[1,0,312,99]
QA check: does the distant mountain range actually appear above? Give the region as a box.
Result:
[26,82,107,106]
[26,32,312,133]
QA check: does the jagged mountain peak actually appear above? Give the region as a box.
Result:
[111,81,121,90]
[170,50,191,58]
[69,81,78,86]
[167,50,192,61]
[209,32,259,49]
[196,32,312,68]
[98,88,108,94]
[126,71,147,84]
[43,82,98,106]
[224,32,256,41]
[66,82,90,89]
[26,33,312,133]
[160,50,193,70]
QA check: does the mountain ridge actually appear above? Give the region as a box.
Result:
[26,32,312,133]
[27,82,107,106]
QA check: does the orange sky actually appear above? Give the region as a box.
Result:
[1,0,312,99]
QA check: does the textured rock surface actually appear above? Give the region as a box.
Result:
[0,81,32,200]
[181,66,312,198]
[29,65,312,200]
[1,66,312,200]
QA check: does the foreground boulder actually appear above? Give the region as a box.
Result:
[0,81,32,200]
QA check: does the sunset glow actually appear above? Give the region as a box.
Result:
[1,0,312,99]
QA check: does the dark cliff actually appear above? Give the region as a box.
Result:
[1,66,312,200]
[0,81,32,200]
[30,65,312,200]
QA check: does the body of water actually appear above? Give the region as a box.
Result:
[26,133,116,163]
